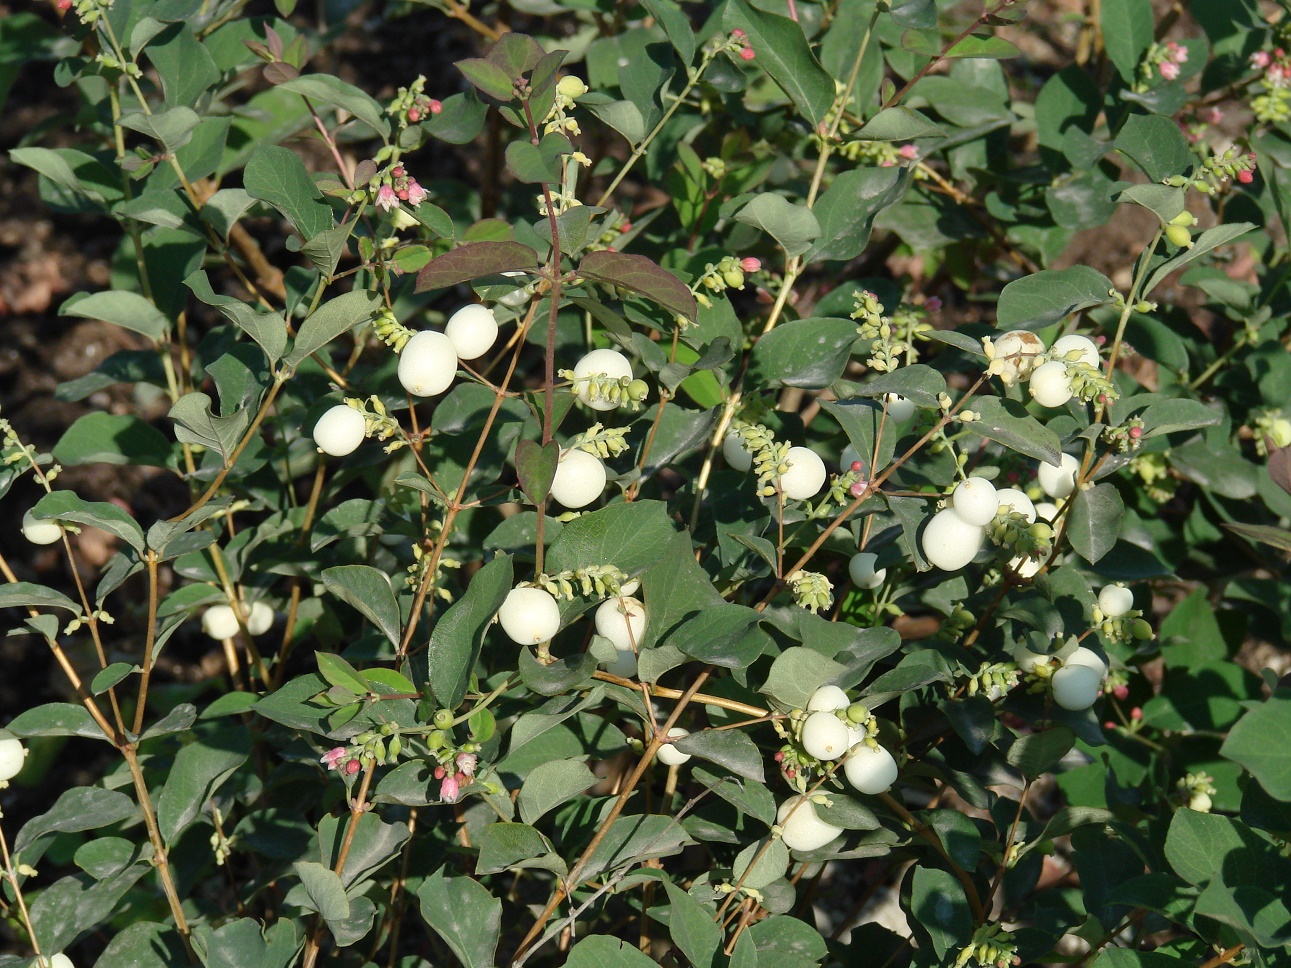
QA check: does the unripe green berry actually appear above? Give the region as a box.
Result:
[1131,618,1153,640]
[427,729,446,749]
[1164,224,1193,248]
[627,379,649,402]
[433,709,454,729]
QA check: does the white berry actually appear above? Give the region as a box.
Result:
[43,956,73,968]
[1039,452,1080,499]
[780,447,826,501]
[950,477,999,527]
[844,744,898,795]
[497,586,561,645]
[995,487,1036,523]
[801,711,850,761]
[921,508,985,571]
[595,597,647,651]
[444,304,499,360]
[1029,360,1074,408]
[1035,502,1059,522]
[573,349,633,411]
[1052,334,1100,368]
[21,509,63,546]
[1064,646,1108,678]
[848,552,886,589]
[806,685,850,712]
[1098,584,1134,618]
[777,796,843,852]
[723,433,754,472]
[601,648,638,679]
[313,405,366,457]
[657,727,691,766]
[202,605,241,641]
[0,730,28,783]
[1052,664,1102,710]
[884,393,916,422]
[550,449,606,509]
[246,601,274,636]
[988,330,1045,385]
[398,330,458,397]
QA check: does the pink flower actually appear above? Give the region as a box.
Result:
[441,772,462,803]
[898,143,918,160]
[740,257,761,272]
[1167,41,1188,63]
[849,479,868,498]
[320,747,347,770]
[405,180,427,207]
[730,28,745,39]
[739,47,755,61]
[456,752,478,777]
[1104,721,1117,730]
[1159,60,1180,81]
[1204,107,1224,125]
[620,221,633,232]
[375,184,399,212]
[429,99,443,115]
[880,158,895,167]
[925,296,942,312]
[1252,51,1271,69]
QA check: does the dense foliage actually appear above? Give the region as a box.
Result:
[2,0,1291,966]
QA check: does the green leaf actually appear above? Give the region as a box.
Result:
[639,0,695,66]
[733,194,821,258]
[515,438,560,505]
[747,915,828,967]
[118,106,201,154]
[60,290,168,342]
[1223,523,1291,554]
[584,97,646,145]
[761,647,845,709]
[426,554,514,708]
[1222,695,1291,800]
[476,822,566,876]
[854,106,947,141]
[732,837,790,890]
[663,880,721,968]
[415,240,540,293]
[516,758,597,825]
[456,57,516,101]
[1066,482,1124,564]
[53,412,174,468]
[169,391,249,461]
[321,565,402,649]
[278,74,390,140]
[191,919,299,968]
[578,249,698,322]
[1138,398,1222,438]
[1100,0,1153,83]
[30,490,145,553]
[693,768,776,825]
[807,167,909,263]
[671,728,765,781]
[749,317,857,389]
[1116,113,1195,182]
[1194,876,1291,948]
[7,702,105,740]
[185,270,288,363]
[9,146,111,205]
[1142,222,1256,296]
[90,663,137,694]
[546,500,676,578]
[293,862,349,921]
[0,582,80,614]
[286,289,382,367]
[1007,726,1075,778]
[1164,809,1254,887]
[156,727,252,842]
[244,144,334,240]
[722,0,834,127]
[964,396,1062,466]
[15,787,135,855]
[97,922,188,967]
[582,814,695,882]
[504,130,569,184]
[416,868,501,968]
[565,936,660,968]
[1114,184,1186,222]
[910,867,971,959]
[666,603,770,671]
[200,188,258,240]
[847,364,947,409]
[314,651,372,695]
[996,265,1115,329]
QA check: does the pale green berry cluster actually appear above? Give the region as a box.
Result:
[533,565,630,601]
[557,369,650,411]
[567,422,632,459]
[786,569,833,614]
[371,307,417,352]
[954,924,1020,968]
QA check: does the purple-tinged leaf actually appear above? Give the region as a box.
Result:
[414,241,540,293]
[578,250,696,322]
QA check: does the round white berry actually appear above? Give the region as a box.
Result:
[1029,360,1074,408]
[549,449,606,509]
[657,727,691,766]
[780,447,826,501]
[989,330,1045,385]
[43,956,73,968]
[619,578,641,596]
[497,586,561,645]
[1064,646,1108,678]
[801,711,850,761]
[202,604,241,641]
[848,552,886,589]
[444,304,499,360]
[884,393,916,422]
[1012,644,1047,673]
[950,477,999,527]
[21,509,63,546]
[313,405,367,457]
[1051,664,1103,711]
[573,349,633,411]
[0,730,28,783]
[1052,333,1100,368]
[601,647,638,679]
[723,433,754,472]
[1098,583,1134,618]
[1035,502,1059,522]
[995,487,1036,524]
[921,508,985,571]
[595,597,647,651]
[777,796,844,852]
[844,744,898,795]
[1039,452,1080,499]
[398,330,459,397]
[806,685,850,712]
[246,601,274,637]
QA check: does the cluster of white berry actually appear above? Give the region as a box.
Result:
[984,330,1105,409]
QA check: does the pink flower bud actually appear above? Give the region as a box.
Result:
[1129,426,1143,440]
[850,460,864,473]
[1159,60,1180,81]
[344,759,361,775]
[392,165,405,177]
[774,751,785,762]
[1104,721,1117,730]
[740,257,761,272]
[925,296,942,312]
[397,188,410,200]
[1113,684,1130,701]
[434,765,446,780]
[731,28,745,39]
[441,773,461,803]
[429,99,443,114]
[1130,707,1142,721]
[620,221,633,232]
[785,768,795,779]
[849,480,868,498]
[407,108,420,122]
[1238,169,1254,184]
[898,144,918,160]
[1252,51,1271,69]
[739,47,756,60]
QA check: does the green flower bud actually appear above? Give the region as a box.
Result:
[722,267,745,289]
[846,703,869,724]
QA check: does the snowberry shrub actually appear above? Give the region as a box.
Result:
[1,0,1291,967]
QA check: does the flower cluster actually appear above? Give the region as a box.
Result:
[1140,40,1189,86]
[372,164,427,213]
[954,924,1021,968]
[1164,145,1257,194]
[836,139,918,166]
[852,290,933,372]
[728,28,755,61]
[1251,408,1291,457]
[786,569,833,614]
[388,75,443,128]
[693,255,761,306]
[532,565,630,601]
